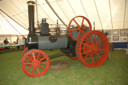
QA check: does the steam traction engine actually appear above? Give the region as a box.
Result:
[21,1,110,77]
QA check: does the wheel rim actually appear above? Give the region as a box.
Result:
[21,49,50,77]
[22,47,28,57]
[68,16,92,41]
[76,30,110,67]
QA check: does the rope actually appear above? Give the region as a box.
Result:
[0,12,11,35]
[67,0,77,16]
[56,0,70,21]
[45,0,67,27]
[94,0,103,31]
[0,15,4,34]
[67,0,81,23]
[0,9,27,30]
[123,0,127,29]
[80,0,89,19]
[108,0,113,29]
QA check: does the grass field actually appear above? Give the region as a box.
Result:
[0,50,128,85]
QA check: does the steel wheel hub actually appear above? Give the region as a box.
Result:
[91,45,98,53]
[32,60,40,68]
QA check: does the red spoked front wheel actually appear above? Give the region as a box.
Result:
[76,30,110,67]
[68,16,92,41]
[21,49,50,77]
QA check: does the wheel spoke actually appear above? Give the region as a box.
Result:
[82,43,90,47]
[81,18,84,27]
[81,30,85,34]
[95,53,101,59]
[93,34,96,42]
[26,65,32,70]
[95,54,97,62]
[27,56,33,61]
[83,54,88,61]
[98,48,104,50]
[98,43,103,48]
[70,28,80,32]
[32,67,35,74]
[40,62,47,64]
[95,35,99,45]
[83,26,90,30]
[77,30,81,40]
[81,51,91,55]
[89,36,93,45]
[98,51,103,55]
[37,67,40,73]
[97,40,103,45]
[86,55,92,63]
[92,55,93,64]
[39,65,45,70]
[95,53,104,62]
[24,63,32,65]
[32,53,36,60]
[73,19,80,28]
[40,57,45,62]
[36,53,40,60]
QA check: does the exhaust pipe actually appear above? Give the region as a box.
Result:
[27,1,35,35]
[27,1,38,50]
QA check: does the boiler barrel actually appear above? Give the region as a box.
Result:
[38,36,68,49]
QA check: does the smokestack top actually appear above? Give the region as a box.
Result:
[27,1,35,5]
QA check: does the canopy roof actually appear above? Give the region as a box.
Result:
[0,10,28,35]
[0,0,128,35]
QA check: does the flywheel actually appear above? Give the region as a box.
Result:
[68,16,92,41]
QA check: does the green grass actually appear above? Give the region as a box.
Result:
[0,50,128,85]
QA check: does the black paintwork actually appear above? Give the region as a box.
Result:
[27,1,38,50]
[60,36,76,57]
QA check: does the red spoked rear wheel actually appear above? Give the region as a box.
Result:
[68,16,92,41]
[76,30,109,67]
[21,49,50,77]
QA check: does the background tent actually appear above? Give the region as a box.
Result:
[0,0,128,43]
[0,10,28,43]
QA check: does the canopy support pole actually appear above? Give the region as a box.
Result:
[123,0,127,29]
[108,0,113,30]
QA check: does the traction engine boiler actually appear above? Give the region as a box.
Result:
[21,1,110,77]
